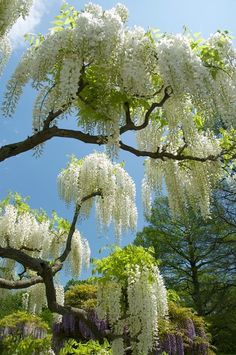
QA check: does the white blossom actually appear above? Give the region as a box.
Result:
[2,2,157,148]
[58,152,137,237]
[97,264,168,355]
[0,0,32,74]
[0,202,90,278]
[24,282,64,316]
[27,283,47,314]
[0,36,11,75]
[0,0,33,37]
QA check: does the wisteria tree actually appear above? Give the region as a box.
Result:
[0,1,236,354]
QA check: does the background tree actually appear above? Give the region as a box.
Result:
[134,192,236,352]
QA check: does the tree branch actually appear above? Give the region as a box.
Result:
[0,126,106,162]
[119,141,222,162]
[0,246,62,289]
[0,275,43,289]
[120,86,172,134]
[1,101,233,164]
[0,246,43,273]
[57,191,102,263]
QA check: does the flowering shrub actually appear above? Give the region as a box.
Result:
[56,280,214,355]
[0,311,52,355]
[93,245,168,355]
[157,302,215,355]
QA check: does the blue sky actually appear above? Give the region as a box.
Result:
[0,0,236,280]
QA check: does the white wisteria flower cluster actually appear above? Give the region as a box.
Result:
[58,152,137,237]
[22,283,64,315]
[96,261,168,355]
[156,33,236,126]
[127,266,168,355]
[139,102,223,217]
[0,0,32,37]
[2,2,157,141]
[0,202,90,278]
[0,0,32,74]
[0,35,10,75]
[2,2,235,218]
[142,157,222,218]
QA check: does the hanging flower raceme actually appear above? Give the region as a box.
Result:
[22,283,64,316]
[93,246,168,355]
[0,36,11,75]
[156,32,236,127]
[142,156,223,219]
[0,0,32,75]
[0,0,33,37]
[137,101,223,218]
[58,152,137,237]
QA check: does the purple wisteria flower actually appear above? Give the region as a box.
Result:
[183,318,196,340]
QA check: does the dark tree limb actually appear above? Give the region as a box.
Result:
[0,125,227,163]
[1,80,234,166]
[0,275,43,289]
[124,101,132,126]
[120,86,172,134]
[119,141,223,162]
[0,126,106,162]
[0,247,44,273]
[0,245,63,289]
[57,191,102,263]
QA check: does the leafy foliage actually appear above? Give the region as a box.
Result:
[1,335,52,355]
[59,339,112,355]
[0,311,49,331]
[65,283,97,310]
[0,311,51,355]
[93,245,158,284]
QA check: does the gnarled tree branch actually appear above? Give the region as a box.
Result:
[0,83,233,165]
